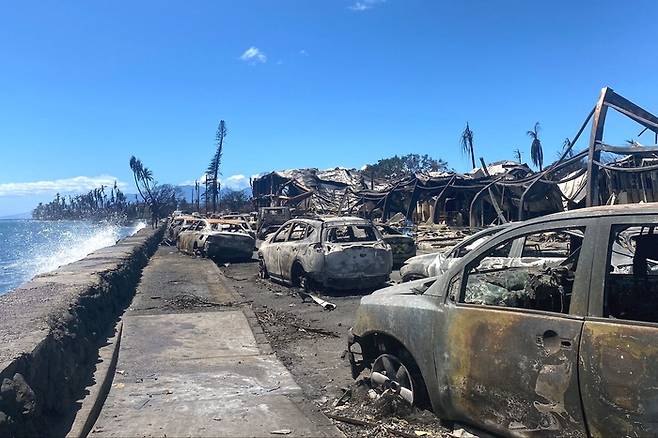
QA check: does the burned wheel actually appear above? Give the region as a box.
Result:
[371,354,414,404]
[298,272,312,293]
[258,259,269,279]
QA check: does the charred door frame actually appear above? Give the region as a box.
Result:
[579,213,658,436]
[432,217,596,435]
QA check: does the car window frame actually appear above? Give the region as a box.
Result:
[272,221,293,243]
[438,218,594,318]
[586,214,658,328]
[288,222,308,242]
[322,222,380,243]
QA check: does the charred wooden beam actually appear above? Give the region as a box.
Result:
[586,87,611,207]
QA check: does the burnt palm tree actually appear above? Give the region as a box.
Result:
[513,148,522,163]
[626,138,642,147]
[129,156,154,203]
[207,120,227,212]
[561,138,574,158]
[460,122,476,169]
[527,122,543,171]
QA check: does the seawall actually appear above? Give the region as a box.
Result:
[0,226,164,437]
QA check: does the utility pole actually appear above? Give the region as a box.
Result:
[205,177,209,214]
[195,180,200,212]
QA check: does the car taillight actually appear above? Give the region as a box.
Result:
[312,243,324,253]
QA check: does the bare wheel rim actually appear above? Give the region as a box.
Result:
[371,353,414,403]
[299,273,311,293]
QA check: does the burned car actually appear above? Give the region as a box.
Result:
[376,224,416,266]
[177,218,255,261]
[166,215,199,243]
[258,216,392,290]
[348,204,658,437]
[220,213,257,239]
[400,225,508,282]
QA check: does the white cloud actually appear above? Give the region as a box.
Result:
[348,0,385,11]
[180,174,251,190]
[0,175,128,197]
[239,46,267,64]
[223,174,251,190]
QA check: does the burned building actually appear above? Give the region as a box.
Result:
[251,163,564,227]
[252,87,658,228]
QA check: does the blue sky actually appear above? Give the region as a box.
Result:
[1,0,657,215]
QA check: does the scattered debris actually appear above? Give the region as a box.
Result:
[290,323,340,338]
[221,273,250,281]
[164,293,223,309]
[325,378,447,438]
[450,428,479,438]
[270,429,292,435]
[254,307,341,347]
[305,293,336,311]
[333,388,352,407]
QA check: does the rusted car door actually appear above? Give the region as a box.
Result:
[178,220,202,253]
[277,222,308,281]
[579,217,658,437]
[267,222,292,277]
[439,221,592,437]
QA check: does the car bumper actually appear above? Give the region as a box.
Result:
[205,242,254,260]
[318,274,389,290]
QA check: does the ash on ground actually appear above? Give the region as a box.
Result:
[325,376,449,438]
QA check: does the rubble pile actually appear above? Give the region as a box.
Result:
[325,378,448,438]
[414,225,477,252]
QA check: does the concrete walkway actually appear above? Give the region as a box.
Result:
[90,247,340,437]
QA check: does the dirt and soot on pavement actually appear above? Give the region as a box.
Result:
[218,259,451,438]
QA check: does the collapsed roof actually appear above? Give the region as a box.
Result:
[251,161,564,227]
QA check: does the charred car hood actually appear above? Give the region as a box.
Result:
[403,252,438,265]
[399,252,440,278]
[366,277,436,299]
[353,277,440,339]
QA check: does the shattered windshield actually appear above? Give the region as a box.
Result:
[210,223,243,232]
[463,227,585,314]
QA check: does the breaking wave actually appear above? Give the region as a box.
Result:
[0,220,146,295]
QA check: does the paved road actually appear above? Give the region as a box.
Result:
[90,247,340,437]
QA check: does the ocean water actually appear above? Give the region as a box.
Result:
[0,220,146,295]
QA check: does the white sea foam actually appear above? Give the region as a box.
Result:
[0,220,147,294]
[34,221,147,274]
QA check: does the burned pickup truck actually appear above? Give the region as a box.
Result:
[348,204,658,437]
[258,216,392,290]
[177,218,255,261]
